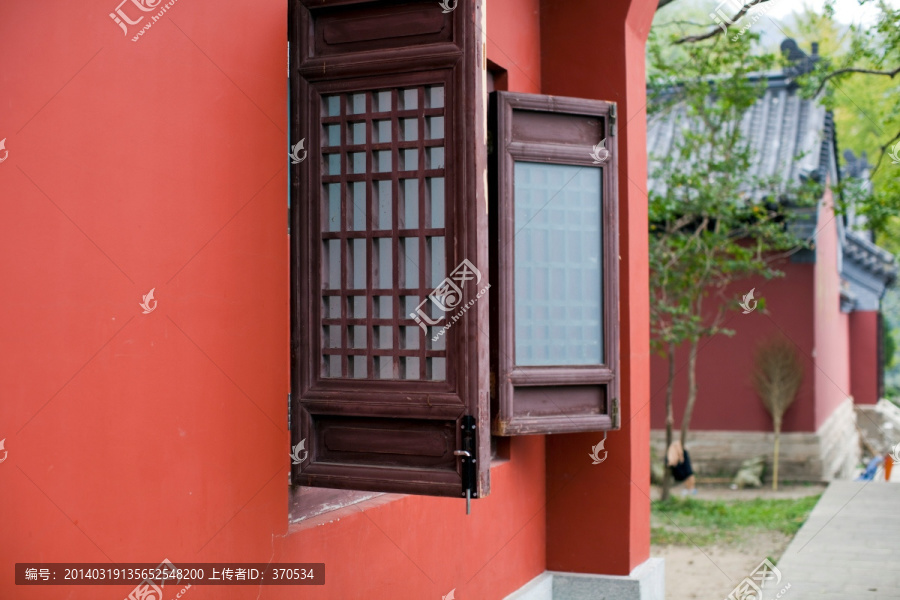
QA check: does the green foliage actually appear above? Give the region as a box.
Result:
[647,32,815,353]
[885,313,897,370]
[884,288,900,396]
[777,1,900,396]
[651,495,822,546]
[790,1,900,236]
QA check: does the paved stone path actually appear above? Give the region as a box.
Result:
[775,480,900,599]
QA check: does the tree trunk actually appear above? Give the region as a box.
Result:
[772,418,781,490]
[662,343,676,501]
[679,338,699,449]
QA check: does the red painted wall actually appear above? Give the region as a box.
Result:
[649,191,854,436]
[487,0,541,94]
[540,0,654,575]
[2,0,654,598]
[649,261,816,434]
[813,191,851,429]
[850,311,880,405]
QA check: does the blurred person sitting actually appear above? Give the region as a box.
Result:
[667,440,696,496]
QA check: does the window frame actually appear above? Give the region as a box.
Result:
[289,0,490,502]
[490,91,620,436]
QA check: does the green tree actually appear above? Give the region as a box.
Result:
[783,6,900,398]
[652,0,900,472]
[647,31,815,499]
[655,0,900,238]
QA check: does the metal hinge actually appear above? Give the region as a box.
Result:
[611,397,619,428]
[287,42,290,79]
[454,415,477,514]
[609,103,617,137]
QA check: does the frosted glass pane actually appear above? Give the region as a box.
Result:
[514,162,603,366]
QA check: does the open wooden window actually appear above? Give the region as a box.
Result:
[289,0,489,499]
[489,92,620,435]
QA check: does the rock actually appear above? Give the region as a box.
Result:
[732,455,766,488]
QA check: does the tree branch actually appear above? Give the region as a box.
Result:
[674,0,774,45]
[871,127,900,176]
[657,0,679,11]
[814,65,900,96]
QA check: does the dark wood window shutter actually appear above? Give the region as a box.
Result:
[289,0,489,498]
[489,92,620,435]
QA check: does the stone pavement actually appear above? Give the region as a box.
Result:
[775,480,900,599]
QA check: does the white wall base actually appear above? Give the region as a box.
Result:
[504,558,665,600]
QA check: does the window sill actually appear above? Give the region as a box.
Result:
[289,454,512,527]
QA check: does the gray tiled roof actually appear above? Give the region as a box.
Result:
[646,41,895,294]
[845,230,897,283]
[647,74,832,200]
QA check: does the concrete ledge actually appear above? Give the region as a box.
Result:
[504,572,552,600]
[504,558,665,600]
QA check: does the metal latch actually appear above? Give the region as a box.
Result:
[609,103,617,137]
[456,415,477,515]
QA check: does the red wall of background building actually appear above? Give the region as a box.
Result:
[649,190,854,436]
[649,261,817,434]
[812,191,851,429]
[1,1,653,598]
[850,311,880,405]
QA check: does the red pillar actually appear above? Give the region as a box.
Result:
[850,311,881,404]
[540,0,655,575]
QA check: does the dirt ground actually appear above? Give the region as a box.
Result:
[650,484,826,600]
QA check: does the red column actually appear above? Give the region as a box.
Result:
[850,310,881,405]
[540,0,655,575]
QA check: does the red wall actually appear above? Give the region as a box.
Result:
[649,261,816,434]
[813,190,851,429]
[850,311,880,404]
[540,0,654,575]
[649,190,854,436]
[1,1,654,598]
[487,0,542,93]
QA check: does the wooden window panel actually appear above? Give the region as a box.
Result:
[289,0,489,500]
[489,91,620,436]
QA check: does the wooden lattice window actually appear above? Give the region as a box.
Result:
[290,0,489,500]
[319,85,450,382]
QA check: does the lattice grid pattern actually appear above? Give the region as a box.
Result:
[513,162,604,366]
[319,85,448,381]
